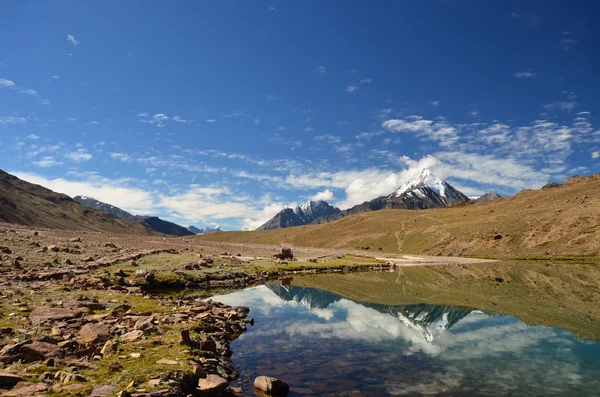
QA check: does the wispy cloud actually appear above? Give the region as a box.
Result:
[172,116,191,124]
[314,134,341,144]
[360,78,373,84]
[266,94,281,101]
[345,85,359,94]
[67,34,79,46]
[0,78,15,88]
[0,116,26,124]
[110,152,132,162]
[206,119,216,123]
[560,31,577,51]
[317,65,327,75]
[544,102,577,112]
[515,69,536,78]
[34,156,62,167]
[138,113,169,127]
[19,89,37,95]
[26,134,39,140]
[383,116,459,147]
[593,151,599,159]
[430,101,441,107]
[66,149,93,163]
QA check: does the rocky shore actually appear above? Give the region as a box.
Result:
[0,222,393,396]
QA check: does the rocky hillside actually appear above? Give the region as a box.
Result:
[74,196,194,237]
[198,173,600,257]
[0,170,153,234]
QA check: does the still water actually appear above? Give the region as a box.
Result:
[212,282,600,397]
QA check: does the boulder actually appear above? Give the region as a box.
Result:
[120,330,144,342]
[100,340,118,356]
[254,376,289,396]
[29,307,82,325]
[19,341,64,362]
[0,372,24,388]
[77,323,111,344]
[197,374,228,395]
[1,381,48,396]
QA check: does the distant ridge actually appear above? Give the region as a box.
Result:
[0,169,154,234]
[74,196,194,237]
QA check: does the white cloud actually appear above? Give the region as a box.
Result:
[266,94,281,101]
[26,134,39,140]
[430,100,441,107]
[51,75,60,79]
[0,116,26,124]
[66,149,93,163]
[317,65,327,75]
[139,113,169,127]
[310,189,335,201]
[360,78,373,84]
[110,152,131,162]
[560,32,577,51]
[171,116,191,123]
[67,34,79,46]
[515,69,536,78]
[12,172,156,215]
[0,78,16,87]
[314,134,341,144]
[206,119,216,123]
[34,156,62,168]
[593,151,600,159]
[383,116,459,147]
[19,89,37,96]
[345,85,359,94]
[304,127,314,132]
[544,102,577,112]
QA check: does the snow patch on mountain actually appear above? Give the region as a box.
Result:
[394,168,446,197]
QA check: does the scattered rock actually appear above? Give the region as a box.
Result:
[100,340,118,356]
[29,307,82,325]
[0,372,24,388]
[121,329,144,342]
[90,385,117,396]
[1,381,48,396]
[197,374,228,395]
[77,323,111,344]
[155,358,178,365]
[254,376,290,396]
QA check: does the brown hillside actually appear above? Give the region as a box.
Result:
[0,169,156,234]
[198,173,600,257]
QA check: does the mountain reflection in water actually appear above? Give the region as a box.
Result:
[211,283,600,396]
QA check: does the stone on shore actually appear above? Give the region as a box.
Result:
[197,374,228,395]
[254,376,290,396]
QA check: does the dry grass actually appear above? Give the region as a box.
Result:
[197,174,600,257]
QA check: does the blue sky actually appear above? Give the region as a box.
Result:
[1,1,599,230]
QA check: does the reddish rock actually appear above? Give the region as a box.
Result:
[29,307,81,325]
[254,376,289,396]
[77,323,110,344]
[20,341,64,362]
[89,385,117,396]
[0,372,24,388]
[120,330,143,342]
[197,374,227,395]
[1,381,48,396]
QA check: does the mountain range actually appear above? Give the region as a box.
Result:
[258,168,491,230]
[73,196,195,237]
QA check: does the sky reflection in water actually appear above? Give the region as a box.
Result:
[212,284,600,396]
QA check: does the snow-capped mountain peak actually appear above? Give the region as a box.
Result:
[394,168,447,198]
[300,200,327,214]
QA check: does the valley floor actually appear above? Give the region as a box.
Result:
[0,222,598,396]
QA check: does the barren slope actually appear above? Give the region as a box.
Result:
[0,170,155,234]
[198,173,600,257]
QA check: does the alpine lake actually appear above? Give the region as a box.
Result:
[202,260,600,397]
